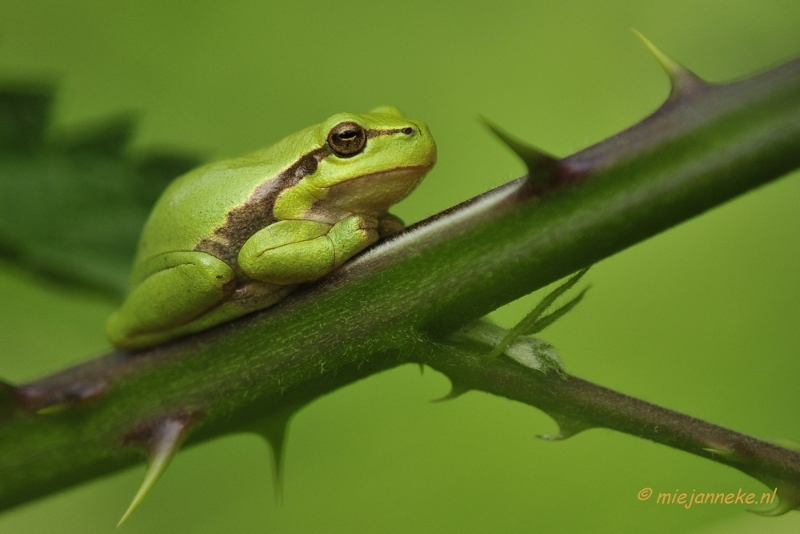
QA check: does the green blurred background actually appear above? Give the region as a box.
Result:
[1,1,799,532]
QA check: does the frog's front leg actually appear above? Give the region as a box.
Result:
[238,215,378,285]
[106,251,236,347]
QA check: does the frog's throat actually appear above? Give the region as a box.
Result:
[310,164,434,218]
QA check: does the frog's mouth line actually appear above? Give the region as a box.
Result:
[346,163,434,185]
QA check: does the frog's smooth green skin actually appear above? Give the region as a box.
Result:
[106,106,436,349]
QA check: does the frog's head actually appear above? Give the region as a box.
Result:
[304,106,437,217]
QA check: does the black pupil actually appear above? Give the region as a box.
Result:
[328,122,367,157]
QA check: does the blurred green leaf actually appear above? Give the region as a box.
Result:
[0,82,53,152]
[0,83,201,300]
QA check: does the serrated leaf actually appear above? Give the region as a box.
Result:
[54,113,138,157]
[0,81,201,299]
[0,83,54,152]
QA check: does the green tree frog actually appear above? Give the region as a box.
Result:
[107,106,436,349]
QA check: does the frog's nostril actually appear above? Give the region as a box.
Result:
[402,127,414,135]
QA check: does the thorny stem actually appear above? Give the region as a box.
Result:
[1,49,800,515]
[421,331,800,513]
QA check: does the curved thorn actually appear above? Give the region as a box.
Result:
[431,382,470,403]
[252,409,297,503]
[702,446,736,458]
[537,433,565,441]
[118,417,191,527]
[701,440,744,461]
[747,482,800,516]
[748,496,798,517]
[480,116,559,182]
[538,412,593,441]
[1,380,109,417]
[632,29,707,97]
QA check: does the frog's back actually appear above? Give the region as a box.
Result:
[133,125,320,267]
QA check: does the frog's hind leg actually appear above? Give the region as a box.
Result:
[136,281,297,345]
[106,251,236,349]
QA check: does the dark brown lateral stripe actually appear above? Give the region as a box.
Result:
[194,146,329,271]
[194,126,410,276]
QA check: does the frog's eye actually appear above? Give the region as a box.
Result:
[328,122,367,157]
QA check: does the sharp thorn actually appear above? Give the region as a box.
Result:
[702,446,736,458]
[747,482,800,516]
[431,382,470,403]
[748,496,798,517]
[118,417,192,526]
[1,379,109,417]
[538,412,593,441]
[480,117,559,184]
[251,409,297,504]
[700,441,744,461]
[632,29,707,98]
[537,433,566,441]
[249,407,304,503]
